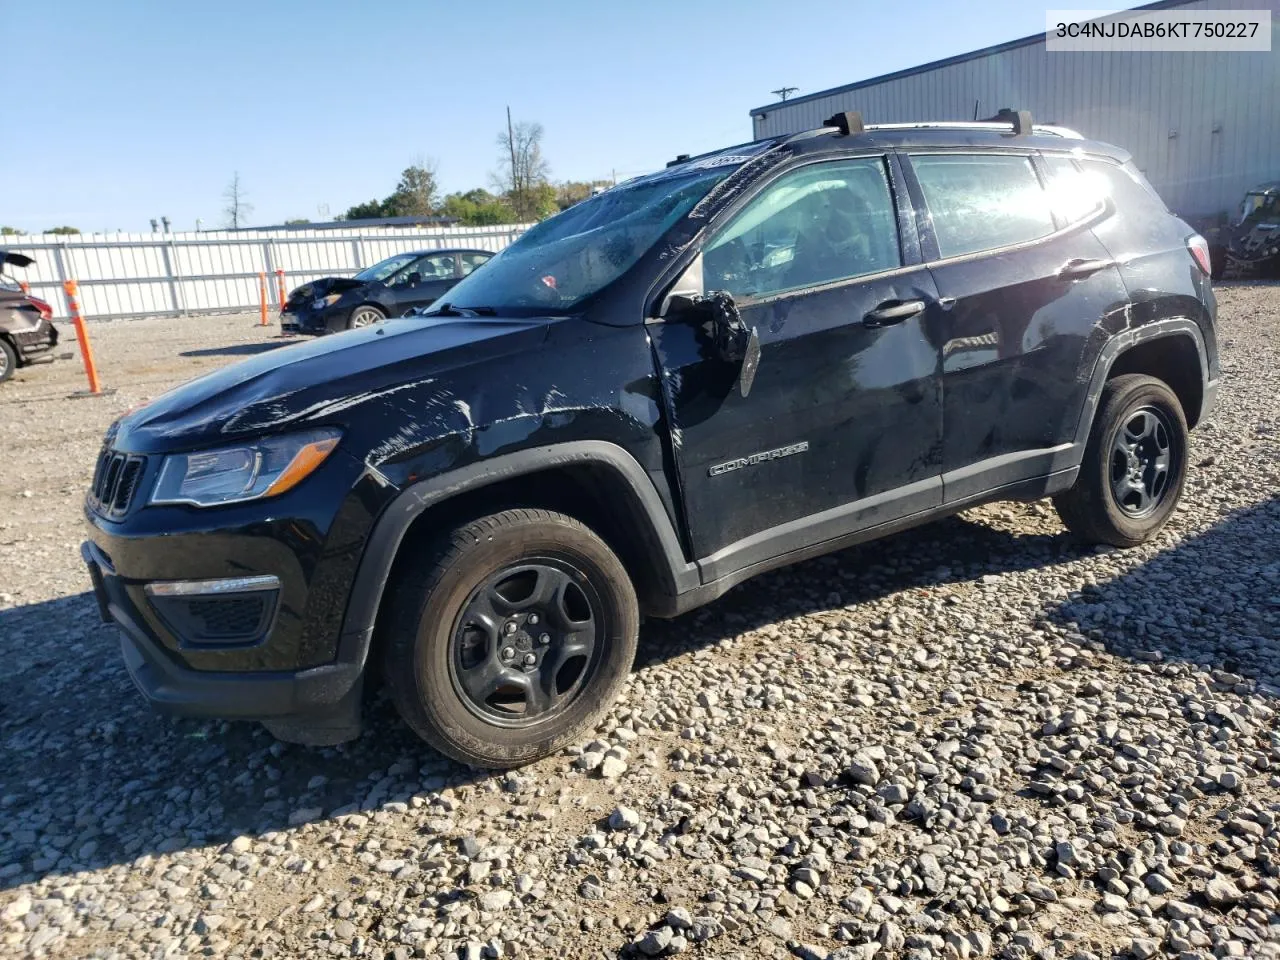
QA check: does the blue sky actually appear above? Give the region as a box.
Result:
[4,0,1098,233]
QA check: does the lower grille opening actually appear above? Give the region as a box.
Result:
[148,590,278,647]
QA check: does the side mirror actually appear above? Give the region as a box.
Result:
[667,290,761,399]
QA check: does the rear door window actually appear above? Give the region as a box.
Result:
[415,253,457,280]
[909,154,1056,259]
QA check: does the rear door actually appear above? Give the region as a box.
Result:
[900,150,1130,502]
[650,154,945,576]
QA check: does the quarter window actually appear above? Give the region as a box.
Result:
[1041,155,1108,225]
[703,157,901,300]
[910,154,1055,259]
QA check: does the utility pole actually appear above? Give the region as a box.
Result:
[507,105,518,195]
[772,86,799,102]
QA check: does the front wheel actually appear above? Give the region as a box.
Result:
[383,508,639,768]
[346,305,385,330]
[1053,374,1188,547]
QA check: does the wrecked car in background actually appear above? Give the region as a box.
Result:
[280,248,494,335]
[1209,181,1280,279]
[0,250,59,383]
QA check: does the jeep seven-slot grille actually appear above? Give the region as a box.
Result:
[89,450,146,517]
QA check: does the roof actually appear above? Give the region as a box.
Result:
[781,124,1128,161]
[748,0,1199,116]
[375,248,496,259]
[661,124,1130,187]
[220,215,461,232]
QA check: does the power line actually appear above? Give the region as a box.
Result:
[772,86,799,102]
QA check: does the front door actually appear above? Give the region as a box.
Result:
[902,150,1131,502]
[649,155,945,579]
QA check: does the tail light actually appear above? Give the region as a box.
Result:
[1186,234,1212,276]
[27,296,53,321]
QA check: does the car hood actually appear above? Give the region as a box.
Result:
[114,315,555,454]
[286,276,369,303]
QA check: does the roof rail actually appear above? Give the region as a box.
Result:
[861,121,1084,139]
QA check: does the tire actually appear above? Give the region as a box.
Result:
[0,338,16,383]
[383,508,639,768]
[1053,374,1188,547]
[1209,245,1226,281]
[346,304,385,330]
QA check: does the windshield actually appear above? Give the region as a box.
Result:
[430,164,738,313]
[354,253,417,283]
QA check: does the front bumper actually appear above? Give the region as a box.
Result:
[280,303,345,335]
[80,449,396,738]
[83,542,363,720]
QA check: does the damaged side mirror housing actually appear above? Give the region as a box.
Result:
[664,278,761,398]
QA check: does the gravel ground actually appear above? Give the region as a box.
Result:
[1,290,1278,960]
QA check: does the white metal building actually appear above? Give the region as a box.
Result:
[749,0,1280,218]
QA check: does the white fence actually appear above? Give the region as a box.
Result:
[0,224,531,321]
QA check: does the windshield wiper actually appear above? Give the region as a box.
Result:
[429,303,497,317]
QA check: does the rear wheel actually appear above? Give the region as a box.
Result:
[1054,374,1188,547]
[0,338,17,383]
[383,508,638,768]
[1208,245,1226,281]
[346,305,385,330]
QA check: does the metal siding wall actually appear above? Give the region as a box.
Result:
[753,0,1279,216]
[2,224,530,321]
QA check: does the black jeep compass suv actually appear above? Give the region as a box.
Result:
[83,113,1219,768]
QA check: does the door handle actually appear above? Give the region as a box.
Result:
[863,299,926,327]
[1057,257,1115,279]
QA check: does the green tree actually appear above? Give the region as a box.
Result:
[341,198,389,220]
[440,189,517,226]
[283,218,311,225]
[384,162,439,217]
[555,180,612,211]
[45,226,81,235]
[1,226,26,235]
[520,182,560,220]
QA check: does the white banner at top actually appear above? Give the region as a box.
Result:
[1046,8,1272,51]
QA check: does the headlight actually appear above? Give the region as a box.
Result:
[150,429,341,507]
[313,293,343,310]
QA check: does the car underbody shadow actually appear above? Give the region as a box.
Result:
[3,500,1274,896]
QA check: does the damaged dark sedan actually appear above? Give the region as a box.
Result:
[280,248,494,335]
[1,250,59,383]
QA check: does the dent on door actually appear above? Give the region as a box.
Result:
[650,273,944,566]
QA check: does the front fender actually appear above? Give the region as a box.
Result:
[337,440,698,666]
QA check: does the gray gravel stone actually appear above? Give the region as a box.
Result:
[3,291,1280,960]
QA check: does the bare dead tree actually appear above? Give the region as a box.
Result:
[493,110,551,220]
[222,172,254,229]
